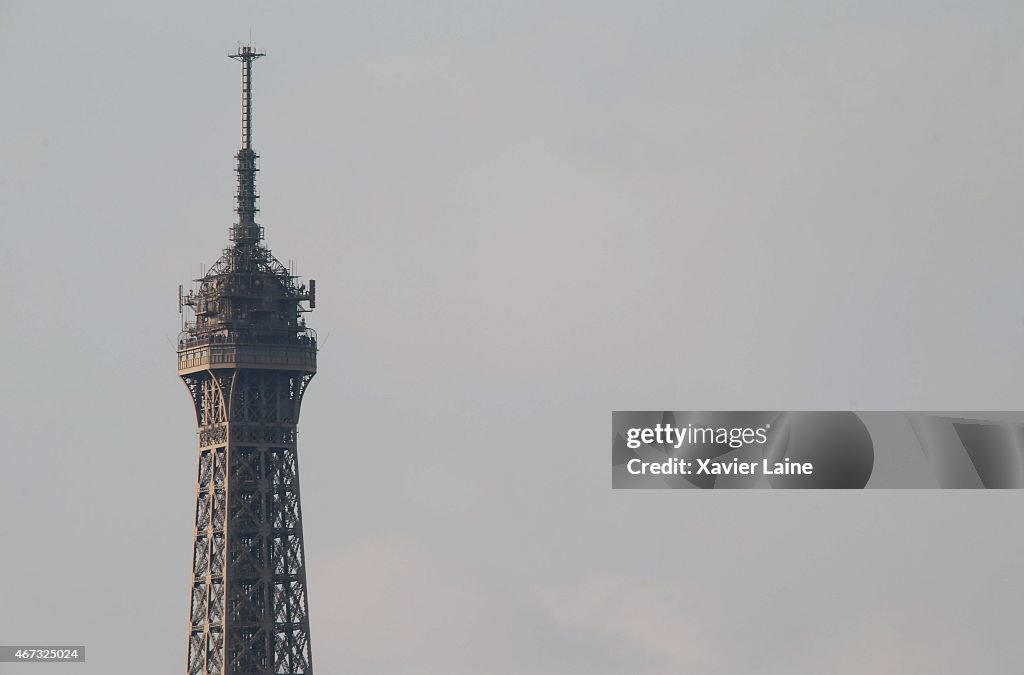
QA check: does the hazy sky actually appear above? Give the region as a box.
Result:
[3,1,1024,673]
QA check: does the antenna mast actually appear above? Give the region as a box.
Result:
[229,44,265,246]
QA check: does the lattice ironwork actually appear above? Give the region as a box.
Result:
[179,44,318,675]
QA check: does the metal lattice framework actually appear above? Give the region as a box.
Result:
[178,44,317,675]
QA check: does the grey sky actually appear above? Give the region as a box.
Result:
[2,1,1024,672]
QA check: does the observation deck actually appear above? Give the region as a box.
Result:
[177,332,317,375]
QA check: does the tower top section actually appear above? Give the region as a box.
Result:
[178,44,317,374]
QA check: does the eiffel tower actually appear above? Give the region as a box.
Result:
[177,44,318,675]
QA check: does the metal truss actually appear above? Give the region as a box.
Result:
[185,370,315,675]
